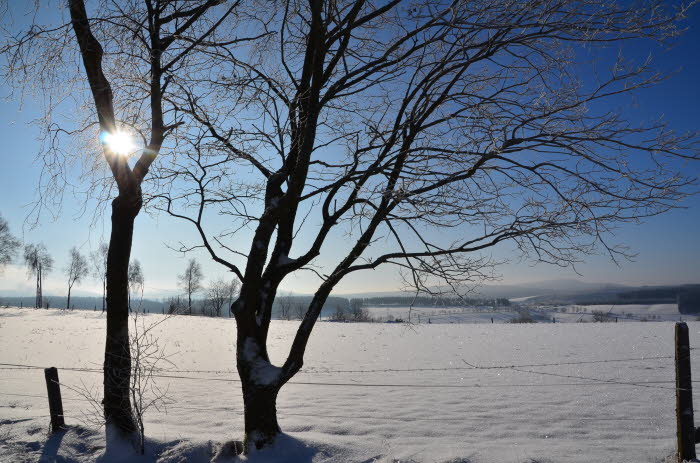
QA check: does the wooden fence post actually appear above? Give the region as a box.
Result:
[676,322,696,461]
[44,367,65,433]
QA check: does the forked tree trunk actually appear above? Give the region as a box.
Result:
[237,333,282,453]
[104,193,140,444]
[66,286,72,310]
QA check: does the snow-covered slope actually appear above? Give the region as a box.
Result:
[0,307,690,462]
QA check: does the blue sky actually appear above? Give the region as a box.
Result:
[0,6,699,298]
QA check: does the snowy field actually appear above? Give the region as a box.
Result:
[363,303,683,324]
[361,305,520,323]
[0,306,695,462]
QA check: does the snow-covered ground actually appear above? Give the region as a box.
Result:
[362,305,520,323]
[363,303,683,324]
[0,307,693,462]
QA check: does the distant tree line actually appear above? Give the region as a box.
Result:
[350,296,511,308]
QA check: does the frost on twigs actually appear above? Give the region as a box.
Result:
[64,313,176,454]
[129,312,175,455]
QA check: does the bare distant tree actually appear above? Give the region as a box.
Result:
[148,0,700,451]
[178,259,203,315]
[165,296,183,315]
[207,277,239,317]
[0,213,20,273]
[1,0,251,444]
[332,305,347,321]
[91,243,109,313]
[277,294,293,321]
[350,305,371,322]
[65,247,89,310]
[293,301,306,321]
[128,260,145,313]
[24,243,53,309]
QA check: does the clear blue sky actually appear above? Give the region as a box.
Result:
[0,7,699,298]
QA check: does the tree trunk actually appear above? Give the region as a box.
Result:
[241,381,281,452]
[36,264,42,309]
[103,193,140,446]
[102,279,106,313]
[237,331,282,453]
[66,285,71,310]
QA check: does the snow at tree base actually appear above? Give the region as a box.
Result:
[0,307,690,462]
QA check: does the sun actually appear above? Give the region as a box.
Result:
[102,131,136,155]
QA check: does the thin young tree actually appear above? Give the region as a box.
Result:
[65,247,89,310]
[23,244,53,309]
[128,259,145,312]
[91,243,109,312]
[150,0,700,451]
[1,1,250,445]
[0,213,20,273]
[178,258,203,315]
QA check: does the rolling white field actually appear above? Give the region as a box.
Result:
[0,306,694,462]
[362,303,683,324]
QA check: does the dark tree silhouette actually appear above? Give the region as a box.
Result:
[65,247,89,310]
[1,1,250,447]
[23,243,53,309]
[149,0,700,451]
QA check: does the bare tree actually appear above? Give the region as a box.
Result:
[65,247,89,310]
[0,213,20,273]
[292,301,306,321]
[91,243,109,313]
[178,258,203,315]
[128,259,145,312]
[332,305,347,321]
[207,277,239,317]
[1,1,250,444]
[277,294,293,321]
[129,313,173,455]
[23,243,53,309]
[147,0,699,451]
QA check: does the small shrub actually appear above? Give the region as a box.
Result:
[592,310,614,323]
[509,309,536,324]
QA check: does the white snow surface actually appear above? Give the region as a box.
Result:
[362,303,682,324]
[0,307,692,462]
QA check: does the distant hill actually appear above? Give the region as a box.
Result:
[339,279,631,300]
[521,284,700,313]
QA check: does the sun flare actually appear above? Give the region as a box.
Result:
[102,131,135,155]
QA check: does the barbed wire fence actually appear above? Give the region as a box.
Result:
[0,352,689,418]
[2,322,699,462]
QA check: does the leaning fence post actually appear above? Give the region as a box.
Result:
[44,367,65,433]
[676,322,696,461]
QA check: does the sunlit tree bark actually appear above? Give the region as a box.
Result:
[1,0,247,449]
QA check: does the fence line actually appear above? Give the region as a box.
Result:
[0,354,676,376]
[0,356,687,391]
